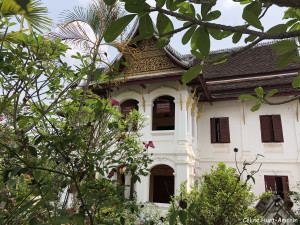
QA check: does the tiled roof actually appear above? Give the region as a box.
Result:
[192,43,300,80]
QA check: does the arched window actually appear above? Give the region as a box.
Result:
[121,99,139,115]
[149,165,174,203]
[121,99,139,131]
[152,95,175,131]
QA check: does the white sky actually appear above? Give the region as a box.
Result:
[41,0,288,66]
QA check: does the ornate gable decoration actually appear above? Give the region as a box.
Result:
[122,38,183,76]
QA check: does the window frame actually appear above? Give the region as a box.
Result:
[152,96,175,131]
[264,175,289,200]
[259,115,284,143]
[210,117,230,143]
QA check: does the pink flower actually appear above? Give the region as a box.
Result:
[117,133,126,142]
[5,139,10,144]
[143,141,155,149]
[9,198,15,203]
[148,141,155,148]
[26,175,31,178]
[109,99,120,106]
[0,117,3,121]
[68,143,72,147]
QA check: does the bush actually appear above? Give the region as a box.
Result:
[168,162,262,225]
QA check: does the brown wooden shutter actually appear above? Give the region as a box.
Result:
[264,176,276,193]
[210,118,216,143]
[260,115,272,142]
[220,117,230,143]
[272,115,284,142]
[282,176,290,200]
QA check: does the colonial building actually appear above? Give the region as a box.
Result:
[91,24,300,210]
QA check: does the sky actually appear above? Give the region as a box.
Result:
[40,0,288,65]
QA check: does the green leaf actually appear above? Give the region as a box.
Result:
[182,65,204,83]
[232,32,242,44]
[188,203,197,211]
[169,211,178,225]
[190,50,204,60]
[104,14,136,42]
[103,0,116,5]
[277,50,297,68]
[244,34,257,43]
[251,101,261,112]
[242,2,263,30]
[178,2,195,17]
[28,146,38,157]
[182,25,196,45]
[139,14,154,37]
[191,27,210,57]
[125,0,150,13]
[208,28,223,40]
[267,24,287,33]
[203,10,221,21]
[201,1,216,17]
[292,71,300,88]
[271,40,298,55]
[155,38,167,49]
[156,13,174,37]
[265,89,278,98]
[254,87,264,98]
[178,210,187,225]
[17,116,31,129]
[156,0,166,8]
[199,27,210,57]
[238,94,257,100]
[129,34,148,44]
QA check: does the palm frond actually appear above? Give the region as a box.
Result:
[49,22,94,50]
[24,0,52,32]
[0,0,52,32]
[53,0,123,44]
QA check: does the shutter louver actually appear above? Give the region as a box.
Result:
[282,176,290,200]
[210,118,216,143]
[272,115,284,142]
[220,117,230,143]
[260,115,272,142]
[264,176,276,193]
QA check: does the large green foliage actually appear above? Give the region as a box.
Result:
[0,16,152,225]
[168,162,261,225]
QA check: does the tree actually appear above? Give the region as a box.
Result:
[103,0,300,108]
[0,9,153,225]
[49,0,132,126]
[168,162,262,225]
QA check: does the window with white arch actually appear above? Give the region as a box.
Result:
[152,95,175,131]
[149,164,174,203]
[120,99,139,131]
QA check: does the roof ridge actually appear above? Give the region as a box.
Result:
[183,38,296,58]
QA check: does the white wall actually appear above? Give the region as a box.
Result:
[197,97,300,197]
[112,82,300,203]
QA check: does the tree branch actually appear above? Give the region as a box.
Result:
[260,0,300,8]
[262,95,300,105]
[147,7,300,39]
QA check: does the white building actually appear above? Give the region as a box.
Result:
[91,25,300,210]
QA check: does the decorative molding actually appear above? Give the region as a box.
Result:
[123,39,182,76]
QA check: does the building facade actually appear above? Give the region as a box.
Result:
[92,25,300,207]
